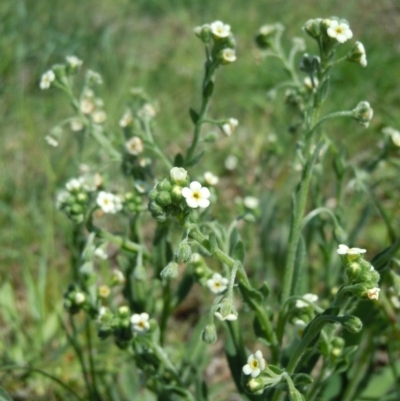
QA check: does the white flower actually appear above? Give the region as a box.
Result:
[125,136,144,155]
[190,253,201,263]
[119,110,133,127]
[66,177,84,192]
[390,296,400,309]
[182,181,211,209]
[204,171,219,186]
[70,119,84,131]
[327,20,353,43]
[337,244,367,255]
[111,269,126,285]
[304,76,319,89]
[86,70,103,85]
[45,135,58,147]
[170,167,188,183]
[296,293,318,308]
[207,273,229,294]
[92,110,107,124]
[366,287,380,300]
[96,191,123,214]
[55,191,69,208]
[98,285,111,298]
[383,127,400,147]
[66,55,83,68]
[355,42,367,67]
[214,311,237,321]
[138,103,156,119]
[74,292,86,305]
[40,70,55,90]
[221,48,236,64]
[242,351,266,378]
[210,20,231,38]
[225,155,238,170]
[221,118,239,136]
[243,196,259,209]
[80,98,95,114]
[94,247,108,260]
[131,312,150,333]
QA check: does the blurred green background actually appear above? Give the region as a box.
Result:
[1,0,400,398]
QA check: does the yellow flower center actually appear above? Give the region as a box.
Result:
[192,191,201,200]
[335,27,343,34]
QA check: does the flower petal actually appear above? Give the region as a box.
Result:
[190,181,202,190]
[197,199,210,208]
[181,187,191,198]
[199,187,210,198]
[186,198,199,208]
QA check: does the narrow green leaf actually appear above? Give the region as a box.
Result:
[232,240,245,263]
[0,387,12,401]
[189,108,200,124]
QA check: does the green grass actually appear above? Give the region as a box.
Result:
[1,0,400,398]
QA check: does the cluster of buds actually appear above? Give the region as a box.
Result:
[352,101,374,128]
[63,284,87,314]
[194,21,237,65]
[57,177,91,223]
[254,23,284,50]
[123,192,143,214]
[337,244,380,300]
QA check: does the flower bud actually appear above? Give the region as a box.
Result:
[171,185,183,204]
[118,305,130,318]
[219,48,237,65]
[156,191,172,207]
[347,42,367,67]
[255,23,284,49]
[303,19,322,39]
[298,54,320,75]
[202,131,219,142]
[346,262,361,282]
[340,315,363,333]
[175,240,192,263]
[52,64,67,83]
[214,297,238,321]
[170,167,188,184]
[148,201,164,215]
[201,324,218,344]
[158,179,172,192]
[148,188,158,201]
[352,101,373,128]
[160,261,179,280]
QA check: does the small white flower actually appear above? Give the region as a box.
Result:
[221,118,239,136]
[383,127,400,147]
[80,98,95,114]
[97,306,108,321]
[86,70,103,85]
[327,20,353,43]
[98,285,111,298]
[66,55,83,68]
[111,269,126,285]
[74,292,86,305]
[45,135,58,147]
[66,177,84,192]
[214,311,237,321]
[207,273,229,294]
[366,287,380,300]
[243,196,259,209]
[182,181,211,209]
[40,70,55,90]
[242,350,266,378]
[221,48,236,64]
[94,247,108,260]
[138,103,156,119]
[70,119,84,131]
[225,155,238,170]
[204,171,219,186]
[296,293,318,308]
[139,158,151,167]
[131,312,150,333]
[210,20,231,38]
[304,76,319,90]
[125,136,144,155]
[170,167,188,183]
[390,295,400,309]
[96,191,122,214]
[119,110,133,127]
[354,42,367,67]
[337,244,367,255]
[55,191,69,208]
[190,253,201,263]
[92,110,107,124]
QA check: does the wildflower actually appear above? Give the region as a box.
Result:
[242,351,266,378]
[182,181,211,209]
[70,119,84,131]
[111,269,125,285]
[383,127,400,147]
[170,167,188,183]
[160,261,179,280]
[303,18,322,39]
[210,20,231,38]
[74,292,86,305]
[125,136,144,155]
[91,110,107,124]
[244,196,259,209]
[214,297,238,321]
[138,103,156,119]
[194,24,212,43]
[80,98,95,114]
[304,76,319,90]
[131,312,150,333]
[366,287,380,300]
[326,20,353,43]
[204,171,219,186]
[220,48,236,64]
[94,247,108,260]
[45,135,58,147]
[98,285,111,299]
[86,70,103,85]
[221,118,239,136]
[337,244,367,255]
[119,110,133,127]
[66,177,84,192]
[347,42,367,67]
[295,293,318,308]
[96,191,123,214]
[225,155,238,170]
[40,70,55,90]
[66,55,83,68]
[255,23,285,49]
[190,253,201,263]
[207,273,229,294]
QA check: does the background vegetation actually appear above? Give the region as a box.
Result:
[1,0,400,399]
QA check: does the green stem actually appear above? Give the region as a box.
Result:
[312,110,353,133]
[143,120,173,169]
[85,318,100,399]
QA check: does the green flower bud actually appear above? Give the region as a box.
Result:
[352,101,373,128]
[160,261,179,280]
[175,240,192,263]
[347,42,367,67]
[202,131,219,142]
[148,188,158,201]
[118,305,130,318]
[154,213,167,223]
[346,262,361,282]
[158,179,172,192]
[76,192,88,203]
[298,54,320,75]
[148,201,163,215]
[170,167,188,185]
[303,18,322,39]
[201,324,218,344]
[156,191,172,207]
[71,204,84,214]
[52,64,67,82]
[340,315,363,333]
[254,23,284,49]
[171,185,183,204]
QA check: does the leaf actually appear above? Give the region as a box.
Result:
[0,387,13,401]
[174,153,184,167]
[239,281,263,306]
[232,240,245,263]
[259,281,270,300]
[185,151,204,167]
[229,227,240,256]
[189,108,200,124]
[203,80,214,98]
